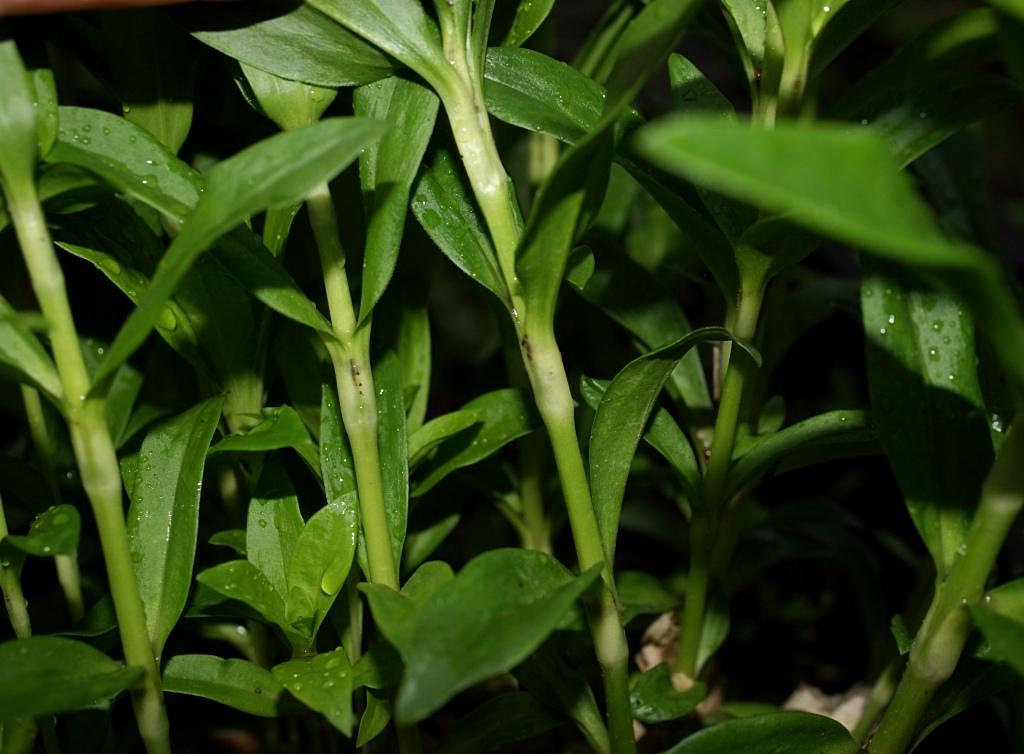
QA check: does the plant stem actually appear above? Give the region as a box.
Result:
[868,422,1024,754]
[6,184,171,754]
[518,433,551,554]
[676,268,768,678]
[0,495,32,640]
[307,182,399,591]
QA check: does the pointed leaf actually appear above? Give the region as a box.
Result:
[209,405,319,472]
[91,117,386,388]
[719,0,767,71]
[196,560,288,630]
[395,549,602,724]
[273,648,354,735]
[375,351,409,567]
[0,38,38,190]
[247,459,305,598]
[361,560,455,656]
[187,2,395,87]
[126,396,223,657]
[590,327,758,562]
[355,77,439,321]
[413,148,508,301]
[0,637,143,721]
[163,654,282,717]
[493,0,556,47]
[0,295,63,405]
[862,264,992,574]
[662,710,858,753]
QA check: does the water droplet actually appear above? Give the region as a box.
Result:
[0,560,10,568]
[258,519,268,529]
[948,374,955,381]
[928,347,940,362]
[984,595,992,604]
[992,414,1006,433]
[158,307,178,331]
[292,672,300,678]
[42,545,51,553]
[81,137,91,145]
[957,543,967,556]
[919,111,928,119]
[102,259,122,276]
[822,4,830,11]
[145,159,155,166]
[879,327,887,335]
[102,127,111,135]
[932,320,944,332]
[887,314,895,324]
[128,135,137,144]
[123,104,132,114]
[860,118,869,126]
[293,683,303,691]
[960,598,968,607]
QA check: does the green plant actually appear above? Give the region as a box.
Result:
[0,0,1023,752]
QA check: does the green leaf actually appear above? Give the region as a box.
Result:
[186,2,396,87]
[412,148,508,302]
[196,560,288,631]
[0,38,38,190]
[285,500,358,640]
[102,10,196,153]
[0,295,63,406]
[618,571,682,625]
[862,265,992,574]
[238,64,337,132]
[273,648,354,735]
[635,116,1024,387]
[126,397,223,657]
[566,245,711,415]
[25,52,58,159]
[209,405,319,472]
[3,504,80,557]
[0,637,143,721]
[810,0,903,76]
[971,603,1024,676]
[357,689,393,746]
[630,664,706,723]
[727,410,874,498]
[662,711,858,753]
[319,383,360,550]
[361,560,455,656]
[484,47,604,144]
[209,529,246,556]
[990,0,1024,20]
[493,0,556,47]
[247,459,305,599]
[354,77,440,322]
[373,351,410,568]
[412,389,537,496]
[163,654,282,717]
[307,0,449,90]
[590,327,757,562]
[91,117,386,388]
[719,0,767,73]
[395,549,602,724]
[436,692,562,754]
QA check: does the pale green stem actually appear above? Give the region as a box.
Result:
[518,433,551,554]
[0,495,32,640]
[6,184,171,754]
[676,271,768,678]
[20,385,85,623]
[307,182,398,591]
[869,422,1024,754]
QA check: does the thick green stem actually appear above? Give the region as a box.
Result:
[6,184,170,754]
[518,433,552,554]
[869,422,1024,754]
[676,269,768,678]
[307,182,399,591]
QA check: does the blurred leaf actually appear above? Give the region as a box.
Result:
[3,504,80,557]
[186,2,396,87]
[209,529,246,556]
[590,328,756,562]
[395,550,602,724]
[125,396,223,657]
[970,603,1024,676]
[273,648,354,735]
[0,294,63,406]
[436,692,562,754]
[90,117,385,388]
[661,710,858,753]
[0,637,143,721]
[618,571,681,625]
[413,148,508,302]
[630,664,706,723]
[862,265,992,574]
[412,389,537,496]
[163,654,282,717]
[354,77,439,322]
[810,0,903,75]
[0,38,38,190]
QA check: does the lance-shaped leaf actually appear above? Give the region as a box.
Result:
[209,405,319,473]
[634,116,1024,388]
[354,77,440,322]
[196,560,291,638]
[373,351,410,568]
[395,549,601,724]
[862,263,992,575]
[590,327,759,562]
[126,396,223,658]
[273,648,354,735]
[413,148,508,302]
[0,38,38,192]
[719,0,767,75]
[88,117,385,388]
[411,388,537,496]
[0,637,143,721]
[319,384,360,561]
[727,410,875,497]
[163,654,282,717]
[246,459,305,600]
[0,295,63,406]
[361,560,455,656]
[186,2,396,87]
[307,0,449,89]
[662,710,858,753]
